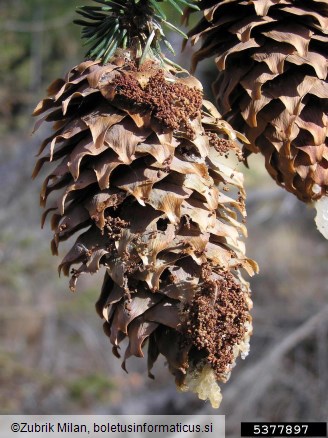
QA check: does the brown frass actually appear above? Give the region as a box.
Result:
[185,267,250,378]
[112,67,203,136]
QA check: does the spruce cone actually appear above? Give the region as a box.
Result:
[188,0,328,204]
[33,52,257,407]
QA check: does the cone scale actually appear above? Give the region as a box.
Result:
[33,0,257,408]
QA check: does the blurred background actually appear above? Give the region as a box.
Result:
[1,1,327,435]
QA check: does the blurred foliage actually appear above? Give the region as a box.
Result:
[0,0,90,136]
[69,373,116,405]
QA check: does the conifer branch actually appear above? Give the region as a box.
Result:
[75,0,199,62]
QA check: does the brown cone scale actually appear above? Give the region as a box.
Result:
[33,52,257,406]
[188,0,328,202]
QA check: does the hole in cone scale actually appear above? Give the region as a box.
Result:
[156,218,169,231]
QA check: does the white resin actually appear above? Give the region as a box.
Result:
[180,365,223,409]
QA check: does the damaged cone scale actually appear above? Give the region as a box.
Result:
[33,0,258,408]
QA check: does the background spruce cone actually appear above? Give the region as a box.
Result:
[187,0,328,223]
[33,51,257,408]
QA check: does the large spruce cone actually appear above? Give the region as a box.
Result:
[33,52,257,407]
[188,0,328,204]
